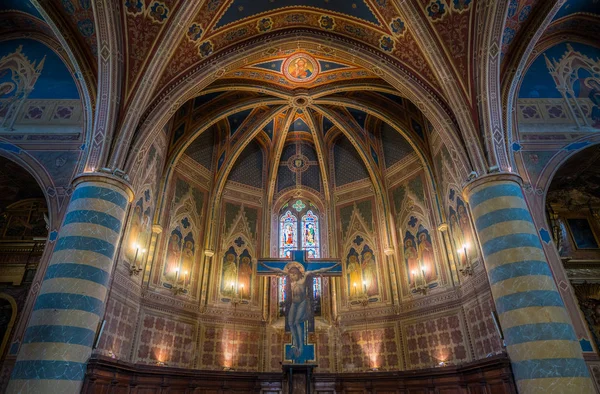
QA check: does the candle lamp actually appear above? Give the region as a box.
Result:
[413,262,428,295]
[172,268,187,295]
[129,244,144,276]
[458,244,474,276]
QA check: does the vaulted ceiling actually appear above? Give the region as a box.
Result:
[1,0,599,175]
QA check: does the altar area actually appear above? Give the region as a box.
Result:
[2,2,599,393]
[83,354,515,393]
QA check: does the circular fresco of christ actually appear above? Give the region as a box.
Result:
[283,53,319,83]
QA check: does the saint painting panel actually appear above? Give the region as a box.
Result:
[345,235,380,304]
[403,217,439,293]
[161,215,198,293]
[220,242,254,303]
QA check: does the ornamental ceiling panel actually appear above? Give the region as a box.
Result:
[214,0,382,28]
[154,1,441,97]
[501,0,541,60]
[218,53,378,90]
[0,10,54,38]
[49,0,97,60]
[412,0,475,99]
[552,0,600,21]
[537,1,600,45]
[123,0,182,97]
[0,2,54,37]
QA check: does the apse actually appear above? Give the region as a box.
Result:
[3,1,600,393]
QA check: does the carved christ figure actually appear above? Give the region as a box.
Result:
[259,261,340,359]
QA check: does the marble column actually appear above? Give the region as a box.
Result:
[463,173,594,394]
[7,172,133,393]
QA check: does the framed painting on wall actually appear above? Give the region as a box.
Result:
[567,218,599,249]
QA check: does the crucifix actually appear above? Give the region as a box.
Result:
[258,250,341,364]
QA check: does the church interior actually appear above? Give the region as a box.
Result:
[0,0,599,393]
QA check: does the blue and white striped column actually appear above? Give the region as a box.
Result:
[464,173,594,394]
[7,173,133,393]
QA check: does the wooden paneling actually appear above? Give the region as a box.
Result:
[83,355,516,394]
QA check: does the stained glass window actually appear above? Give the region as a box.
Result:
[278,205,322,316]
[313,277,322,315]
[301,210,319,258]
[279,210,297,258]
[279,275,287,316]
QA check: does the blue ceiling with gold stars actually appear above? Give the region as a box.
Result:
[215,0,380,28]
[0,0,43,19]
[553,0,600,21]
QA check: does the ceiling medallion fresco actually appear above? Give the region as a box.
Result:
[282,53,319,83]
[288,154,310,173]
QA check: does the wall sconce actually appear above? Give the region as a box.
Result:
[172,268,188,295]
[411,264,428,295]
[129,244,145,276]
[457,244,474,276]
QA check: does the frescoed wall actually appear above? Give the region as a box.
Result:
[6,0,600,391]
[0,39,79,100]
[517,42,600,132]
[217,200,260,305]
[446,187,479,271]
[154,168,207,299]
[389,170,443,296]
[337,194,384,305]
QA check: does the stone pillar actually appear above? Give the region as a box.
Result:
[463,173,594,394]
[438,223,459,287]
[142,224,163,286]
[7,172,133,393]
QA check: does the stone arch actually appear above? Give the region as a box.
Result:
[25,1,98,174]
[0,147,58,229]
[0,294,17,360]
[501,1,584,171]
[123,30,477,180]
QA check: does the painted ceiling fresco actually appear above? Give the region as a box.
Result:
[214,0,382,28]
[154,0,446,97]
[0,39,80,100]
[552,0,600,21]
[519,42,600,99]
[516,41,600,132]
[0,0,43,19]
[501,0,541,60]
[5,0,599,181]
[220,52,378,89]
[174,74,424,199]
[0,1,53,38]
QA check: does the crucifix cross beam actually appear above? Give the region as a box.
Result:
[257,250,342,277]
[257,250,341,364]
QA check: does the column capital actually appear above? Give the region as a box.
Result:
[72,171,134,202]
[437,223,448,232]
[152,224,163,234]
[462,172,523,202]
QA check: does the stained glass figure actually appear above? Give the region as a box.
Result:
[301,210,319,257]
[280,211,297,258]
[313,277,322,315]
[279,275,287,316]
